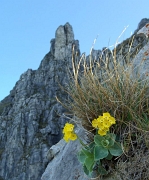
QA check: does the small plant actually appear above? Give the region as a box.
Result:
[62,123,77,142]
[62,113,123,177]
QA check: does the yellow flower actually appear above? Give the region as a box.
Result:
[108,117,116,125]
[92,119,99,128]
[92,112,116,135]
[92,116,104,129]
[70,133,77,141]
[98,129,107,136]
[98,122,105,130]
[63,132,71,142]
[102,126,109,132]
[103,112,111,118]
[63,123,74,133]
[103,112,116,125]
[63,123,77,142]
[63,132,77,142]
[97,116,103,122]
[103,118,111,128]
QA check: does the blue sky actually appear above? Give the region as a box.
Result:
[0,0,149,101]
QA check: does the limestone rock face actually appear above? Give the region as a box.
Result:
[132,23,149,79]
[132,41,149,79]
[41,131,90,180]
[0,22,80,180]
[55,23,75,59]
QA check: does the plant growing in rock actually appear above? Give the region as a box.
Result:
[62,113,123,177]
[59,27,149,179]
[62,122,77,142]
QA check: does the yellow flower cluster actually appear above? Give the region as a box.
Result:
[92,112,116,136]
[63,123,77,142]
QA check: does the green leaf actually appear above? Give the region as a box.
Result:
[94,145,109,160]
[78,151,86,163]
[84,155,95,172]
[106,133,116,147]
[109,142,123,156]
[105,152,113,160]
[83,165,90,175]
[101,140,109,148]
[94,135,105,146]
[98,165,108,175]
[88,142,95,150]
[82,149,92,157]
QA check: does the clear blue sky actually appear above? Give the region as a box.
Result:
[0,0,149,101]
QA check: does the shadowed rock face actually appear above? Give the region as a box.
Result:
[0,22,80,180]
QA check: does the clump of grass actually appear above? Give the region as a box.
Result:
[57,32,149,178]
[114,150,149,180]
[65,41,149,130]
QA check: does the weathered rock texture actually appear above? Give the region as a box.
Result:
[41,130,90,180]
[0,22,80,180]
[132,22,149,79]
[0,19,149,180]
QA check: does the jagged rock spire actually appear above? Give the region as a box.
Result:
[51,22,75,59]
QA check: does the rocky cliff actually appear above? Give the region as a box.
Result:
[0,22,80,180]
[0,19,149,180]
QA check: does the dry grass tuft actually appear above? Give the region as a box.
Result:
[114,149,149,180]
[58,33,149,179]
[65,38,149,131]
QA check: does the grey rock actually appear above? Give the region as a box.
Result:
[131,23,149,79]
[55,22,75,59]
[134,18,149,34]
[41,133,90,180]
[41,128,122,180]
[0,22,80,180]
[133,48,149,78]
